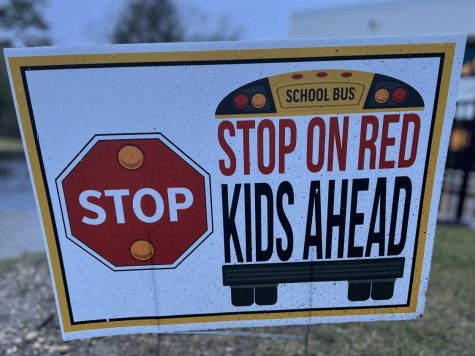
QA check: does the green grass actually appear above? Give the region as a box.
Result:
[305,224,475,355]
[433,225,475,269]
[0,136,23,153]
[0,252,46,270]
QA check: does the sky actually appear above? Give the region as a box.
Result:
[43,0,402,46]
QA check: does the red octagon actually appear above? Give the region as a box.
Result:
[56,133,212,270]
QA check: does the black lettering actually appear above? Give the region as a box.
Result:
[244,183,252,262]
[333,87,340,100]
[348,178,368,258]
[293,90,299,103]
[326,180,348,259]
[349,87,355,100]
[341,88,348,100]
[303,181,323,260]
[365,178,386,257]
[222,184,243,263]
[255,183,274,262]
[276,181,294,261]
[315,89,321,101]
[388,176,412,255]
[286,89,292,103]
[308,89,315,101]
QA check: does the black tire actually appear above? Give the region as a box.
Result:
[255,286,278,305]
[371,280,395,300]
[231,287,254,306]
[348,281,371,301]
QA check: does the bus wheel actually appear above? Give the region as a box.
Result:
[371,280,395,300]
[348,281,371,301]
[231,287,254,306]
[255,286,278,305]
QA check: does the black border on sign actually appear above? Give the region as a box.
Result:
[20,52,443,325]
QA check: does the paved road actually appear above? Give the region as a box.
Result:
[0,158,44,259]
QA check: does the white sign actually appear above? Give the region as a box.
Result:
[6,35,464,340]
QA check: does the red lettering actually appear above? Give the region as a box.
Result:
[257,119,276,175]
[236,120,255,175]
[358,115,378,170]
[218,121,236,176]
[278,119,297,173]
[399,113,421,168]
[328,116,349,171]
[380,114,399,169]
[306,117,326,173]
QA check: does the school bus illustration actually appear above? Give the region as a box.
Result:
[216,69,423,307]
[215,69,424,119]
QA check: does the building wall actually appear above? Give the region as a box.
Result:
[291,0,475,39]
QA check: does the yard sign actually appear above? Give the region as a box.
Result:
[6,35,464,340]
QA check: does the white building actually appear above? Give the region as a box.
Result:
[291,0,475,39]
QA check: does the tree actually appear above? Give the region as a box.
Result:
[112,0,184,44]
[0,0,50,137]
[0,0,50,47]
[112,0,238,44]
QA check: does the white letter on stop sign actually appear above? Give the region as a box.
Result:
[104,189,129,223]
[168,187,194,222]
[132,188,165,223]
[79,190,106,225]
[131,187,194,222]
[79,187,194,225]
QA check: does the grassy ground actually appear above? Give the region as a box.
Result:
[0,224,473,355]
[302,224,475,355]
[0,137,22,153]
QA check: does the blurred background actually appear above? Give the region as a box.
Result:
[0,0,473,355]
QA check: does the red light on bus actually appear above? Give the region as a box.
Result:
[234,93,249,110]
[392,87,407,103]
[341,72,352,78]
[292,74,303,79]
[316,72,328,78]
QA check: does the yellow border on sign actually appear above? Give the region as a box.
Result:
[8,42,455,333]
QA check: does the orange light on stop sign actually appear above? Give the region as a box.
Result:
[130,240,155,261]
[118,145,144,170]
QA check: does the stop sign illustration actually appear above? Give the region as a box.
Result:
[56,133,212,270]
